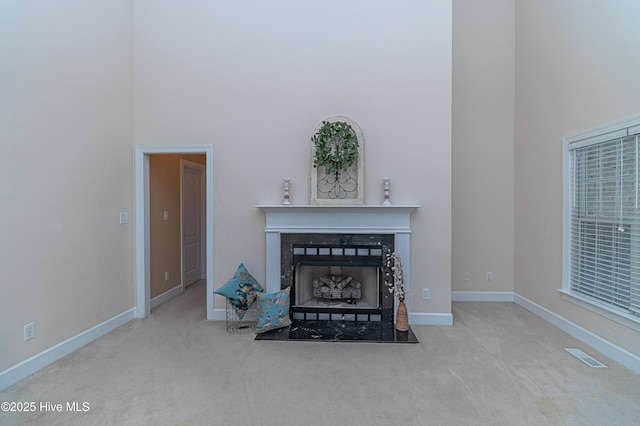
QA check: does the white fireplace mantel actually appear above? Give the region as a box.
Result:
[256,204,419,233]
[256,205,420,303]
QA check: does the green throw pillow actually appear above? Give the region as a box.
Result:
[213,263,263,319]
[255,287,291,333]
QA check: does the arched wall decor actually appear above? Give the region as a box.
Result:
[310,115,364,204]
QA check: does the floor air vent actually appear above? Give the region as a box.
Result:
[564,348,607,368]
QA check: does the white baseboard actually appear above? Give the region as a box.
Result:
[151,284,182,309]
[410,312,453,326]
[452,291,515,302]
[513,294,640,375]
[0,308,136,392]
[4,293,638,392]
[212,308,226,321]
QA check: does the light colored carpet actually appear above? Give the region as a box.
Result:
[1,280,639,425]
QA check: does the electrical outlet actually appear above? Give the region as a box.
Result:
[422,288,430,300]
[165,271,170,281]
[464,272,470,281]
[163,211,169,221]
[486,272,493,282]
[24,323,35,341]
[119,212,129,224]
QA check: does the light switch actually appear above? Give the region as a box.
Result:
[164,211,169,221]
[119,212,129,224]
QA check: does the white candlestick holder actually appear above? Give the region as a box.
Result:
[283,179,291,205]
[382,178,391,205]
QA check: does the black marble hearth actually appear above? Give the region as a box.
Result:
[254,320,418,343]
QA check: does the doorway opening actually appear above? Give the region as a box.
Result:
[135,145,214,319]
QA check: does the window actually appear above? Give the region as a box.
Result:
[564,115,640,322]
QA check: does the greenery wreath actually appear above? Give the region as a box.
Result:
[312,120,359,175]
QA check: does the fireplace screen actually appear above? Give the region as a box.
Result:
[295,265,379,309]
[291,243,386,321]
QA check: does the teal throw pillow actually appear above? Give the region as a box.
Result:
[255,287,292,333]
[213,263,263,319]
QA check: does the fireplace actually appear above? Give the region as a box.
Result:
[256,204,419,341]
[281,234,394,324]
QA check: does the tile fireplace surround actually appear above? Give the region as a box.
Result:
[256,205,419,342]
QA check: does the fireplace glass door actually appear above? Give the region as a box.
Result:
[290,243,386,321]
[294,265,380,309]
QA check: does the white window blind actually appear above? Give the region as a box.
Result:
[568,125,640,315]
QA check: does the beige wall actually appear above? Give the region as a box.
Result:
[0,1,133,371]
[149,154,205,298]
[452,0,515,293]
[133,0,453,314]
[515,0,640,356]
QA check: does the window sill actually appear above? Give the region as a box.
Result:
[558,289,640,332]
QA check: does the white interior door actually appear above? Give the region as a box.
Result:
[182,161,205,288]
